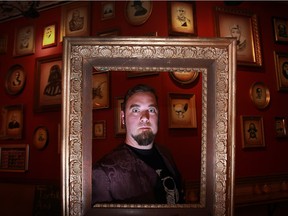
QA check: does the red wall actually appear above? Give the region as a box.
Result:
[0,1,287,185]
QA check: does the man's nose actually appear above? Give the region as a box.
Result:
[140,110,150,122]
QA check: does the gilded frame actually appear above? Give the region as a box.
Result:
[215,7,262,67]
[274,52,288,91]
[249,82,270,109]
[272,17,288,44]
[62,37,236,216]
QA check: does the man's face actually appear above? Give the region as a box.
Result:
[122,92,158,148]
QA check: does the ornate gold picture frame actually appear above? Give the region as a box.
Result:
[275,117,287,138]
[272,16,288,43]
[5,64,26,96]
[274,52,288,91]
[125,0,152,25]
[249,82,270,109]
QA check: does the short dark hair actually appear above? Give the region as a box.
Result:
[122,84,158,111]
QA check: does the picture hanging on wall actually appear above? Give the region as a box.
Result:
[168,1,197,36]
[93,120,106,139]
[42,23,57,48]
[5,64,26,96]
[272,17,288,43]
[249,82,270,109]
[125,0,152,26]
[33,126,49,150]
[34,55,62,112]
[60,1,91,41]
[240,116,265,148]
[275,117,287,138]
[114,97,126,136]
[168,93,197,128]
[0,34,7,54]
[274,52,288,91]
[214,7,262,67]
[101,1,115,20]
[0,104,24,140]
[13,25,35,57]
[92,71,110,109]
[169,71,199,85]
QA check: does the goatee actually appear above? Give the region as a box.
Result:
[132,130,155,146]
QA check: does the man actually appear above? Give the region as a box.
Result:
[229,24,246,51]
[92,84,184,205]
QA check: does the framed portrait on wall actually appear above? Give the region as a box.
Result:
[114,97,126,136]
[101,1,115,20]
[60,1,91,41]
[0,34,8,54]
[168,93,197,128]
[0,104,24,140]
[275,117,287,138]
[168,1,197,36]
[93,120,106,139]
[125,0,152,25]
[240,116,265,148]
[34,55,62,112]
[5,64,26,96]
[42,23,57,48]
[13,25,35,56]
[33,126,49,150]
[249,82,270,109]
[215,7,262,67]
[92,71,110,109]
[272,17,288,43]
[274,52,288,91]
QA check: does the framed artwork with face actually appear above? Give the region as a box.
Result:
[14,25,35,56]
[42,23,57,48]
[274,52,288,91]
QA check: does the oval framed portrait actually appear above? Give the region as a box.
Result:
[33,126,49,150]
[249,82,271,109]
[5,64,26,95]
[125,0,152,26]
[169,71,199,85]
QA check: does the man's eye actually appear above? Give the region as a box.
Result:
[149,108,157,113]
[131,108,139,113]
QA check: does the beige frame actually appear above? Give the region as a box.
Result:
[13,25,35,57]
[272,17,288,43]
[215,7,262,67]
[168,93,197,128]
[249,82,270,109]
[62,37,236,216]
[93,120,106,139]
[274,52,288,91]
[0,144,29,172]
[240,116,265,148]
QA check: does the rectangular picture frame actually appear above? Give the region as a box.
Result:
[34,55,62,112]
[0,144,29,172]
[42,23,57,48]
[168,1,197,36]
[101,1,115,20]
[13,25,35,57]
[272,16,288,43]
[274,52,288,91]
[93,120,106,139]
[214,7,262,67]
[92,71,110,109]
[60,1,91,41]
[114,97,126,136]
[275,117,287,138]
[240,116,265,148]
[0,104,24,140]
[0,34,8,54]
[168,93,197,128]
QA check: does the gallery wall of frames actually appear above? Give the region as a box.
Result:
[0,1,288,213]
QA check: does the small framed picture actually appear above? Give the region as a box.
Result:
[0,144,29,172]
[33,126,49,150]
[127,71,159,78]
[275,117,287,138]
[5,64,26,96]
[0,34,8,54]
[214,7,262,67]
[0,104,24,140]
[168,93,197,128]
[34,55,62,112]
[169,71,199,85]
[249,82,270,109]
[42,23,57,48]
[168,1,197,36]
[60,2,91,41]
[115,97,126,136]
[93,120,106,139]
[240,116,265,148]
[13,25,35,56]
[125,0,152,26]
[92,71,110,109]
[274,52,288,91]
[272,17,288,43]
[101,1,115,20]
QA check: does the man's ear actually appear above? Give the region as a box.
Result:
[121,110,125,125]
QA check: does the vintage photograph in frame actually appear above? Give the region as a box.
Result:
[125,0,152,26]
[114,97,126,136]
[13,25,35,56]
[60,1,91,41]
[215,7,262,67]
[42,23,57,48]
[249,82,270,109]
[274,52,288,91]
[272,17,288,43]
[5,64,26,96]
[101,1,115,20]
[0,144,29,172]
[275,117,287,138]
[93,120,106,139]
[33,126,49,150]
[92,71,110,109]
[34,55,62,112]
[168,1,197,36]
[0,34,8,54]
[168,93,197,128]
[0,104,23,140]
[240,116,265,148]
